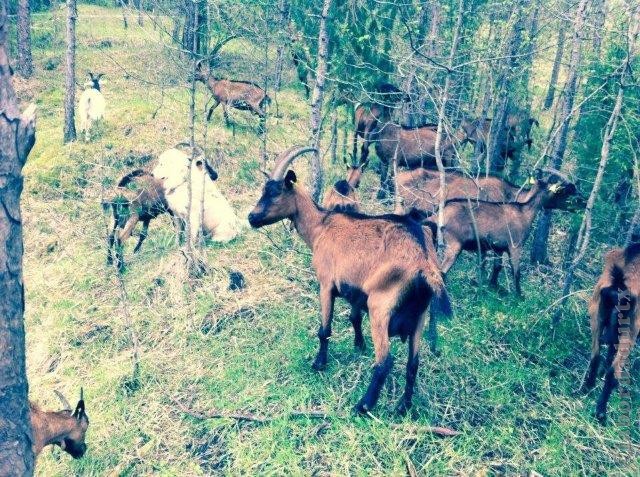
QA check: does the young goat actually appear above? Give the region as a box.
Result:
[104,168,168,271]
[152,147,244,244]
[248,146,452,414]
[78,72,106,141]
[428,170,584,295]
[322,157,368,213]
[579,243,640,423]
[395,167,534,214]
[31,390,89,459]
[194,61,270,126]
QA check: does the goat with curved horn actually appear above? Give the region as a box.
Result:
[54,390,72,412]
[270,146,317,180]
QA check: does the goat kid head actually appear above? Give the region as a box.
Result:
[87,72,104,91]
[248,146,316,228]
[51,389,89,458]
[343,154,368,189]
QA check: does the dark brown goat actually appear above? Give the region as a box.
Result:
[195,61,270,125]
[104,169,169,272]
[395,167,535,214]
[31,390,88,459]
[579,243,640,423]
[372,123,466,197]
[427,171,584,295]
[248,146,452,414]
[323,157,368,213]
[460,116,535,159]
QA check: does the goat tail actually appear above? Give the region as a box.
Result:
[117,169,146,187]
[419,267,453,320]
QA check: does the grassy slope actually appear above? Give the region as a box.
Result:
[11,5,638,476]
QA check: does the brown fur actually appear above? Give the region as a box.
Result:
[396,168,535,214]
[195,62,269,123]
[248,156,451,414]
[371,123,466,197]
[30,397,88,459]
[460,116,534,161]
[427,174,583,295]
[323,162,367,212]
[579,243,640,423]
[353,102,391,163]
[104,169,169,272]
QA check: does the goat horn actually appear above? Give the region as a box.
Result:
[54,390,72,412]
[541,167,573,183]
[270,146,317,180]
[174,142,205,158]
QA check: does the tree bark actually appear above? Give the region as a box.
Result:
[543,23,566,110]
[16,0,33,78]
[531,0,588,264]
[402,3,429,127]
[273,0,289,92]
[0,0,37,473]
[309,0,331,202]
[63,0,77,143]
[591,0,606,59]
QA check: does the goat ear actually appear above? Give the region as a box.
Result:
[284,170,297,189]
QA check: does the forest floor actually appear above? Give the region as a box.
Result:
[9,5,639,476]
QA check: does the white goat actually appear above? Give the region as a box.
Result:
[78,72,105,141]
[152,147,245,243]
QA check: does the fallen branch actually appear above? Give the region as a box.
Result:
[174,399,330,423]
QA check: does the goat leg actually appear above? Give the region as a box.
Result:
[397,310,428,416]
[349,305,365,351]
[427,308,439,355]
[489,255,503,289]
[207,99,219,122]
[133,219,150,254]
[312,285,334,371]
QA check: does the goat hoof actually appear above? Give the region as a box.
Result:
[595,410,607,425]
[354,400,370,415]
[311,357,327,371]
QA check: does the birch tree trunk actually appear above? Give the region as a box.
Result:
[543,23,566,110]
[0,0,37,473]
[531,0,588,265]
[309,0,331,202]
[553,6,638,323]
[17,0,33,78]
[402,4,429,127]
[273,0,289,92]
[63,0,77,143]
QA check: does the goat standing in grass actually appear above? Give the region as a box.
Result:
[579,243,640,423]
[194,60,270,127]
[78,72,105,142]
[31,390,89,459]
[248,146,452,414]
[426,170,584,295]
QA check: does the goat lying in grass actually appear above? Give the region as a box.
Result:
[152,146,244,244]
[31,390,88,459]
[424,170,584,295]
[248,146,452,414]
[322,156,368,213]
[579,242,640,424]
[78,72,105,142]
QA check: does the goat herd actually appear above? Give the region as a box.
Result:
[27,71,639,467]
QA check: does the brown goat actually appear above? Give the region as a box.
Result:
[395,168,535,214]
[31,390,88,459]
[460,117,535,160]
[579,243,640,423]
[195,61,270,125]
[323,157,368,213]
[371,122,466,198]
[104,169,169,272]
[427,170,584,295]
[248,146,452,414]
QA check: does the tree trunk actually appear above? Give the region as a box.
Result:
[543,23,566,110]
[16,0,33,78]
[591,0,606,59]
[402,3,429,127]
[120,0,129,29]
[309,0,331,202]
[553,7,637,323]
[63,0,77,143]
[273,0,289,92]
[531,0,588,264]
[0,1,37,473]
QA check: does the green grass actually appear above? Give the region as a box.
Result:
[12,5,638,476]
